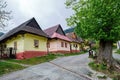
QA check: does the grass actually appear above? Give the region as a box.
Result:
[97,75,107,79]
[0,61,25,76]
[6,54,57,65]
[87,71,93,77]
[115,49,120,54]
[88,61,107,71]
[6,52,85,65]
[63,51,86,56]
[89,61,120,80]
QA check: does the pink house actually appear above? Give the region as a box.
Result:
[44,24,71,53]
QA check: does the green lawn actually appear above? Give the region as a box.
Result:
[6,52,85,65]
[0,61,25,76]
[7,54,57,65]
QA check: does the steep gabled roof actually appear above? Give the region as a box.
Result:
[66,32,83,43]
[0,17,48,42]
[44,24,65,37]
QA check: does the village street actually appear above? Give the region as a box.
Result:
[0,53,119,80]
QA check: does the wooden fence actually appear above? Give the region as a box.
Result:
[0,48,16,59]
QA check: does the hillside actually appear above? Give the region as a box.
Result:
[64,27,75,33]
[0,32,4,37]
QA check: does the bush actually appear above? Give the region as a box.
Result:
[89,62,107,71]
[115,49,120,54]
[88,62,98,70]
[97,75,107,79]
[113,43,117,49]
[99,63,107,70]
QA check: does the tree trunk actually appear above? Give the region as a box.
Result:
[97,40,120,71]
[97,40,117,69]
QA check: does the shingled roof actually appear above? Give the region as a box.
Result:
[44,24,71,42]
[51,32,71,42]
[0,17,48,42]
[66,32,83,43]
[44,24,65,37]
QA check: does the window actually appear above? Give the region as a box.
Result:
[34,40,39,48]
[76,44,78,48]
[61,42,64,47]
[73,44,75,47]
[73,44,78,48]
[14,41,17,49]
[65,43,67,48]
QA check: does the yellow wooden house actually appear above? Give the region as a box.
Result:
[0,18,49,59]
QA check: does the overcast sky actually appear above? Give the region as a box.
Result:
[2,0,73,32]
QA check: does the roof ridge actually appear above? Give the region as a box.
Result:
[0,18,48,42]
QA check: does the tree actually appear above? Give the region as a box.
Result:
[65,0,120,71]
[0,0,11,30]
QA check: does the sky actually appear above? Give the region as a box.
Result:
[2,0,74,32]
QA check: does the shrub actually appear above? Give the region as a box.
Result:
[89,62,107,71]
[115,49,120,54]
[97,75,107,79]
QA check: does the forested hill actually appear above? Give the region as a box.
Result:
[64,27,74,34]
[0,32,4,37]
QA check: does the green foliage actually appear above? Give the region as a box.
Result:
[64,27,75,33]
[87,71,93,77]
[0,61,25,76]
[115,49,120,54]
[113,43,117,49]
[65,0,120,41]
[89,61,107,71]
[97,75,107,79]
[7,54,57,65]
